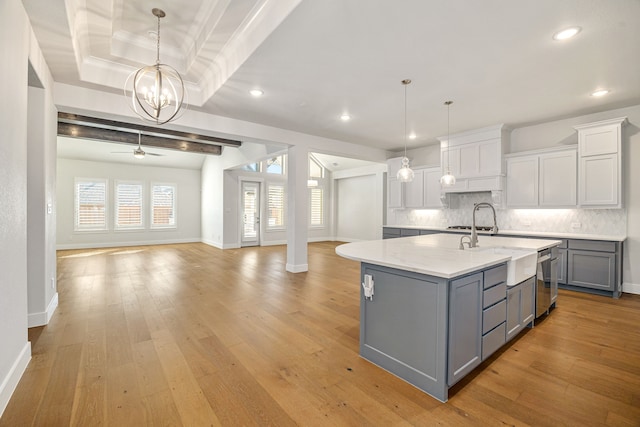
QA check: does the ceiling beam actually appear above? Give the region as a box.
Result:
[57,112,242,155]
[58,122,223,155]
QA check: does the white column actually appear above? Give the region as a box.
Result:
[286,145,308,273]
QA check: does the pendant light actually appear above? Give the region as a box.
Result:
[124,8,186,125]
[397,79,414,183]
[440,100,456,186]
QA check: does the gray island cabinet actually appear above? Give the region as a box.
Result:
[359,262,506,401]
[337,233,559,402]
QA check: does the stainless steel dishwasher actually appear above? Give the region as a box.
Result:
[536,247,558,318]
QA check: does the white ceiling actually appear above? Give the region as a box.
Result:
[57,136,207,170]
[24,0,640,157]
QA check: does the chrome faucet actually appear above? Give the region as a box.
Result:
[470,202,498,248]
[459,235,472,250]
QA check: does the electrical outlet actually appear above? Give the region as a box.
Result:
[571,222,582,229]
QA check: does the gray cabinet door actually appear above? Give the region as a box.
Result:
[521,277,535,326]
[448,272,483,386]
[506,276,535,342]
[568,250,616,291]
[506,285,522,342]
[557,248,568,284]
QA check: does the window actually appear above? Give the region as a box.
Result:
[115,181,143,230]
[151,183,176,228]
[309,156,324,178]
[265,155,285,175]
[310,187,324,227]
[75,178,108,231]
[241,162,260,172]
[267,184,285,229]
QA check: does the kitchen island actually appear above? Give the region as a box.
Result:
[336,233,560,402]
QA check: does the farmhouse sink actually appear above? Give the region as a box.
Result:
[472,246,538,286]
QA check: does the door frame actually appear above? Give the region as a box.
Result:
[238,177,264,247]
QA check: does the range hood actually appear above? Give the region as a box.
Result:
[438,124,509,200]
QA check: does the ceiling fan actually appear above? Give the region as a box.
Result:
[111,131,163,159]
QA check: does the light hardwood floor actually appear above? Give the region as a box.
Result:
[1,242,639,426]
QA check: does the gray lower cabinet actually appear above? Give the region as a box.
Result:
[359,261,507,402]
[382,227,401,239]
[568,250,616,291]
[360,263,450,401]
[506,276,535,342]
[401,229,420,237]
[567,239,618,294]
[448,272,483,386]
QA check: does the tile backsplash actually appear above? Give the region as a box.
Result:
[388,192,627,236]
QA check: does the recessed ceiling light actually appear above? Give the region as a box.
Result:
[340,114,351,121]
[409,133,417,140]
[249,89,263,97]
[591,89,610,97]
[553,26,581,41]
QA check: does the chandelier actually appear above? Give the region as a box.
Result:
[124,8,185,125]
[396,79,414,183]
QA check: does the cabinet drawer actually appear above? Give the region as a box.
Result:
[400,229,420,237]
[483,300,506,334]
[484,264,507,289]
[419,230,438,235]
[568,239,616,253]
[483,283,506,308]
[482,322,506,360]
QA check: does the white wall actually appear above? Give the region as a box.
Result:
[0,0,34,416]
[336,175,381,241]
[57,158,202,249]
[333,164,387,242]
[27,83,58,328]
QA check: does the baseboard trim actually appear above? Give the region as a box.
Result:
[286,263,309,273]
[623,282,640,295]
[27,292,59,328]
[56,238,201,250]
[0,342,31,418]
[201,239,223,249]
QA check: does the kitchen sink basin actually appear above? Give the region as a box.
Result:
[473,246,538,286]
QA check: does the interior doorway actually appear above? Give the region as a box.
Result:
[241,181,261,247]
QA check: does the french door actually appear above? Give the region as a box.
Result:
[241,181,261,247]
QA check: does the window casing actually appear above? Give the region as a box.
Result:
[266,183,286,230]
[115,181,144,230]
[75,178,108,231]
[151,183,177,229]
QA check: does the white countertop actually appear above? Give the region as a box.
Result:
[383,225,626,242]
[336,233,561,279]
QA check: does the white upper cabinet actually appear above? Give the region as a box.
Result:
[505,147,577,208]
[404,169,424,208]
[539,149,577,207]
[387,177,403,208]
[439,124,507,194]
[424,168,443,208]
[574,117,627,208]
[386,157,444,210]
[506,155,538,207]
